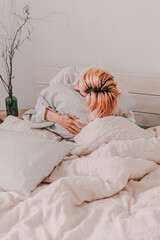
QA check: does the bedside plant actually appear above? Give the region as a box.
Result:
[0,2,32,116]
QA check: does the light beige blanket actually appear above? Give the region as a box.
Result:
[0,118,160,240]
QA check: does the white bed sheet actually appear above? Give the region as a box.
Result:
[0,117,160,240]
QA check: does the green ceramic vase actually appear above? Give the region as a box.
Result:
[5,93,18,116]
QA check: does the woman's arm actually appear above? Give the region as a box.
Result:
[23,94,55,129]
[45,109,84,135]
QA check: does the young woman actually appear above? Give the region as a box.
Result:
[23,67,120,138]
[44,67,120,135]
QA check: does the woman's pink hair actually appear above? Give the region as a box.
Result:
[79,67,121,121]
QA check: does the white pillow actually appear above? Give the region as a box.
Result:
[0,129,74,196]
[72,116,155,156]
[115,94,137,117]
[114,80,137,119]
[0,116,62,141]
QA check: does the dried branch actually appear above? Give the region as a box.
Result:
[0,20,9,40]
[0,74,8,87]
[0,74,9,93]
[0,1,32,93]
[1,81,9,93]
[11,16,29,53]
[0,1,68,94]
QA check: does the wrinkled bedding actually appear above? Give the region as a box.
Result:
[0,119,160,240]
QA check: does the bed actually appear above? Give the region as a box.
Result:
[0,66,160,240]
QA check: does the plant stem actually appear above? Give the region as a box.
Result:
[0,74,9,93]
[0,74,9,87]
[8,17,29,87]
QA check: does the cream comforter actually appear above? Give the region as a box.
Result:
[0,123,160,239]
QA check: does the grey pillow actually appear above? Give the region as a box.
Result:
[45,84,89,125]
[43,84,89,139]
[0,129,74,196]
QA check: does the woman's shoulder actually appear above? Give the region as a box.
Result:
[48,83,75,92]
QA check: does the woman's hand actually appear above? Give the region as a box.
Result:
[45,109,84,135]
[57,114,84,135]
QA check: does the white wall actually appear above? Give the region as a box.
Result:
[0,0,160,110]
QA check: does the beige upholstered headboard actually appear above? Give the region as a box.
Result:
[34,66,160,127]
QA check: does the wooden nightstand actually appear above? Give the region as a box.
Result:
[0,109,28,123]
